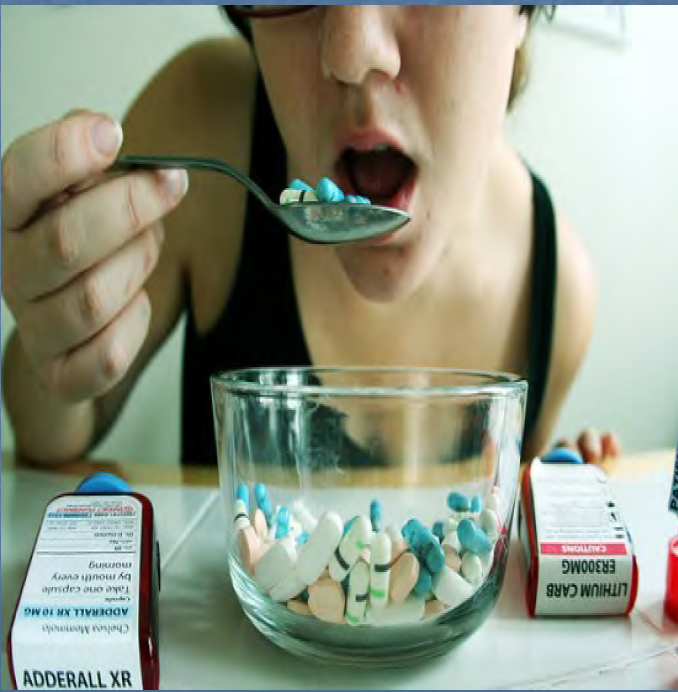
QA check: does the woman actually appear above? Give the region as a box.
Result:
[1,5,617,465]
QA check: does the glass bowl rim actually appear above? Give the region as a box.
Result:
[210,366,527,399]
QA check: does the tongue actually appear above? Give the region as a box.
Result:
[347,150,413,202]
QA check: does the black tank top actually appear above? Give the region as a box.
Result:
[180,77,557,466]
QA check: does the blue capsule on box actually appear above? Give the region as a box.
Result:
[289,179,312,191]
[470,495,483,513]
[357,196,371,204]
[413,565,432,597]
[236,483,250,513]
[254,482,274,526]
[345,195,359,203]
[542,447,584,464]
[76,472,131,495]
[275,506,290,539]
[447,491,470,513]
[370,499,382,532]
[457,518,492,555]
[316,177,345,203]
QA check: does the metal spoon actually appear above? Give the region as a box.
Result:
[113,154,410,244]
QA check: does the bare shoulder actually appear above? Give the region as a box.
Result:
[122,36,258,332]
[525,206,596,457]
[552,210,597,389]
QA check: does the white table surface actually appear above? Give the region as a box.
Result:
[2,458,676,690]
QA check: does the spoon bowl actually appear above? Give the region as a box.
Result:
[113,155,410,244]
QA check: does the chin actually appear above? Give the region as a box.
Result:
[337,242,429,304]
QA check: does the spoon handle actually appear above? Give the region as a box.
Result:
[113,154,275,211]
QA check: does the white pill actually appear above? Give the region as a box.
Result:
[432,565,474,608]
[369,531,392,610]
[365,595,425,626]
[329,515,372,582]
[269,569,306,602]
[479,547,494,577]
[254,536,297,591]
[461,552,483,586]
[297,511,344,585]
[290,501,318,533]
[345,559,370,627]
[280,188,319,205]
[443,531,462,554]
[479,508,500,544]
[233,499,250,532]
[443,516,459,537]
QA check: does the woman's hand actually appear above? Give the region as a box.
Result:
[553,428,622,464]
[1,110,188,403]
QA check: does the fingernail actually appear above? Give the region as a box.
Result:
[158,169,189,204]
[91,117,123,158]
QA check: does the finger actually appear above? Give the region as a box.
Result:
[6,168,185,303]
[601,432,622,459]
[18,225,163,361]
[41,290,151,403]
[577,428,603,464]
[1,112,123,233]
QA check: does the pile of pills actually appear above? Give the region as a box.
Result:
[233,483,504,627]
[280,178,371,206]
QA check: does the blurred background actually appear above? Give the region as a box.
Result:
[1,5,677,465]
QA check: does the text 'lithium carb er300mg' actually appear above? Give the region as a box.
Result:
[519,455,638,617]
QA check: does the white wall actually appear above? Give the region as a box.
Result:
[1,6,676,464]
[506,6,678,452]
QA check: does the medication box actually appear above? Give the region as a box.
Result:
[7,485,160,690]
[519,456,638,616]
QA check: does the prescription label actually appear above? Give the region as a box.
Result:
[10,495,143,690]
[519,458,638,616]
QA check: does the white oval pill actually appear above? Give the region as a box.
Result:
[432,565,474,608]
[297,511,344,585]
[254,536,297,592]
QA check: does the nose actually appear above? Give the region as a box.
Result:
[319,5,401,87]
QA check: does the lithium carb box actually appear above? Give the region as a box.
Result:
[519,456,638,616]
[7,488,160,690]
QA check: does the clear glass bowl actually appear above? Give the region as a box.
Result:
[211,367,527,667]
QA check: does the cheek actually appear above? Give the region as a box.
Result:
[254,34,323,179]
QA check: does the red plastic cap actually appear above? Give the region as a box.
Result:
[665,536,678,622]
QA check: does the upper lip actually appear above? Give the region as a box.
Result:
[333,128,410,160]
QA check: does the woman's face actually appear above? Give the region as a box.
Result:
[252,6,528,301]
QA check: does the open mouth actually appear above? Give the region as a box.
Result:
[336,146,417,211]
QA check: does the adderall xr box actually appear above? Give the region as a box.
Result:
[519,457,638,616]
[7,490,160,690]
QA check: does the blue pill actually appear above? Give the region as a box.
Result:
[402,519,445,574]
[370,499,382,532]
[470,495,483,513]
[413,565,432,597]
[357,196,371,204]
[296,531,309,545]
[289,179,312,191]
[316,177,345,203]
[457,518,492,555]
[275,506,290,539]
[254,482,274,526]
[236,483,250,513]
[432,521,445,543]
[344,515,358,535]
[345,195,359,203]
[447,492,470,513]
[542,447,584,464]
